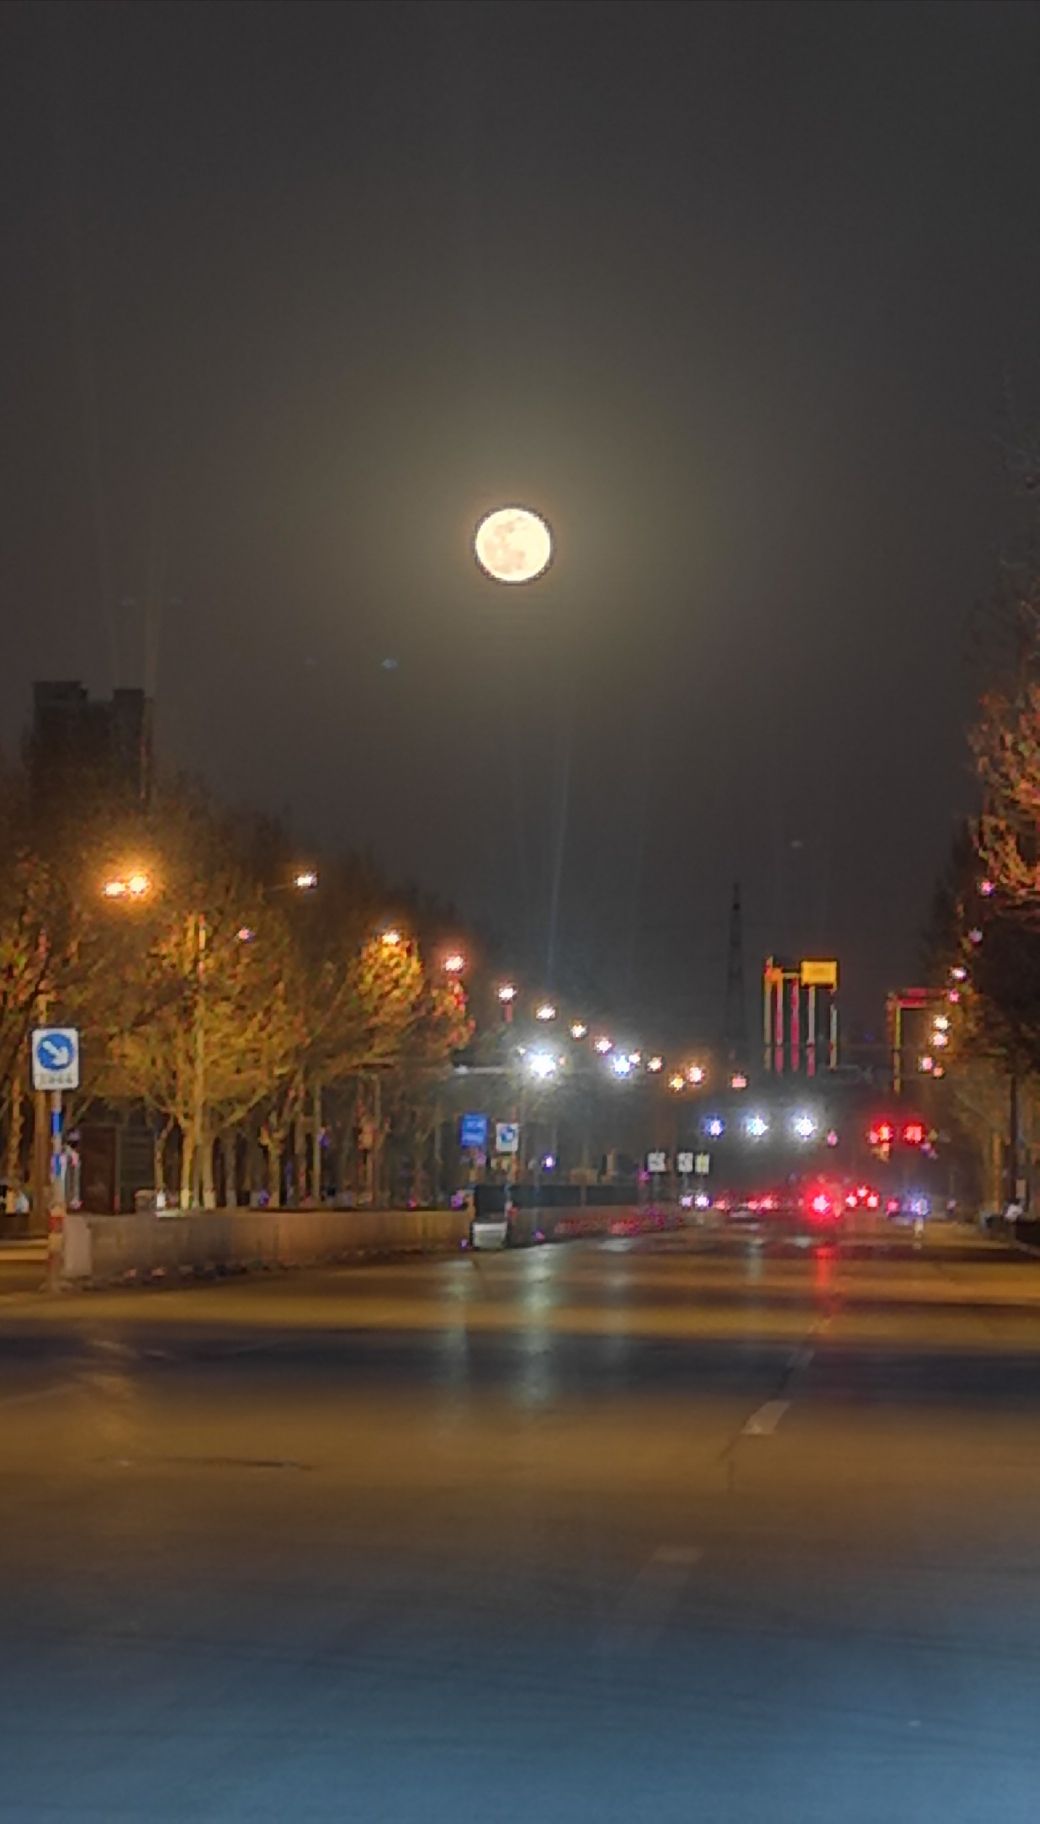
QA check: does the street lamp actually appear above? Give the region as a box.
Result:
[293,870,319,891]
[443,952,466,976]
[497,983,517,1004]
[686,1064,705,1085]
[381,927,404,949]
[570,1020,588,1040]
[526,1050,557,1082]
[102,870,153,901]
[594,1036,613,1055]
[667,1072,685,1093]
[647,1055,664,1073]
[535,1001,557,1022]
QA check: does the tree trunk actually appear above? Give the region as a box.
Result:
[200,1125,216,1209]
[180,1121,195,1210]
[267,1136,283,1205]
[292,1072,306,1207]
[5,1076,24,1214]
[223,1128,238,1210]
[311,1077,323,1204]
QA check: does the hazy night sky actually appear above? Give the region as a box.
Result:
[2,0,1039,1041]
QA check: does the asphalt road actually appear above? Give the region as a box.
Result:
[3,1222,1040,1821]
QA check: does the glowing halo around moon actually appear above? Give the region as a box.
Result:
[473,505,553,585]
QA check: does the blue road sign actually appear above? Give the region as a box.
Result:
[459,1112,489,1151]
[32,1027,80,1092]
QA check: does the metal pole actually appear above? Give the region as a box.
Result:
[1008,1070,1020,1211]
[46,1088,65,1292]
[190,911,207,1208]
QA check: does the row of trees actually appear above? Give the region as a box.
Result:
[0,764,473,1209]
[925,516,1040,1206]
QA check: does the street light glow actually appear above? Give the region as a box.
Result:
[535,1002,557,1022]
[792,1113,816,1140]
[381,927,403,948]
[497,983,517,1003]
[443,952,466,975]
[668,1072,686,1093]
[570,1021,588,1039]
[706,1116,725,1138]
[730,1073,748,1090]
[647,1055,663,1072]
[594,1036,613,1054]
[611,1053,633,1077]
[686,1064,705,1085]
[526,1049,557,1081]
[745,1114,769,1139]
[293,870,318,890]
[103,870,153,901]
[473,505,553,585]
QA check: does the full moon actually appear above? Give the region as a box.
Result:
[473,506,553,585]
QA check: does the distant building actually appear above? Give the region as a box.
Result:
[762,956,839,1076]
[27,682,153,810]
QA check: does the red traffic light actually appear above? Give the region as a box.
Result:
[901,1121,925,1147]
[868,1121,895,1147]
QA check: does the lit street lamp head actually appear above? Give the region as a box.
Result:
[474,506,553,585]
[443,952,466,976]
[293,870,318,891]
[103,870,153,901]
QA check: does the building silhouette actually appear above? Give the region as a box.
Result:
[27,682,153,811]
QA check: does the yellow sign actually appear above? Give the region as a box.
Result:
[801,959,838,989]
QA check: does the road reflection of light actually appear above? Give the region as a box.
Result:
[744,1244,765,1281]
[516,1334,555,1409]
[813,1244,838,1293]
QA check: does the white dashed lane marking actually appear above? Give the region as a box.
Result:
[601,1545,703,1655]
[742,1398,790,1436]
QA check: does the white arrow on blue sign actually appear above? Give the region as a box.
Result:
[32,1027,80,1092]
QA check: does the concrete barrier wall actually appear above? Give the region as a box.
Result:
[65,1206,471,1285]
[63,1201,688,1286]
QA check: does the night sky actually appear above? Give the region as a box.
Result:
[3,1,1039,1042]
